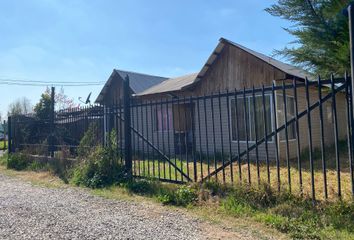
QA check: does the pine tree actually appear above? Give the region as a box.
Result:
[266,0,350,76]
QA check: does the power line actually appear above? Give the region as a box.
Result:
[0,78,105,87]
[0,77,105,85]
[0,82,104,87]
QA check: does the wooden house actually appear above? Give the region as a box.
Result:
[96,38,347,161]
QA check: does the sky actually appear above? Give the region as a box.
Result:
[0,0,293,119]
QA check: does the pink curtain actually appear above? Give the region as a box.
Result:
[157,107,172,131]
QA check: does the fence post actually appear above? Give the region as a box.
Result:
[7,116,12,153]
[123,75,132,177]
[49,87,55,157]
[348,4,354,197]
[3,120,6,150]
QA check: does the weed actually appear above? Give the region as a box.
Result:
[7,153,30,170]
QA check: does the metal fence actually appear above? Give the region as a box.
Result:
[8,74,354,201]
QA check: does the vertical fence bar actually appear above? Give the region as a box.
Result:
[345,72,354,197]
[234,89,242,182]
[262,84,270,184]
[119,100,123,164]
[149,100,156,178]
[305,77,316,202]
[203,95,211,178]
[131,102,136,176]
[243,87,251,184]
[156,100,161,180]
[134,101,139,176]
[190,97,197,182]
[114,100,120,161]
[218,91,226,183]
[331,74,341,198]
[226,90,234,183]
[197,97,203,181]
[140,99,146,176]
[50,86,55,158]
[317,76,328,199]
[123,76,132,178]
[252,86,260,185]
[177,97,183,181]
[162,99,167,179]
[145,100,151,177]
[3,120,7,150]
[272,82,280,192]
[183,97,189,180]
[282,81,291,192]
[167,99,172,181]
[172,100,178,181]
[348,4,354,198]
[7,116,12,153]
[211,96,218,182]
[293,79,302,195]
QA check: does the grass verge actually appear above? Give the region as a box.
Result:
[1,152,353,239]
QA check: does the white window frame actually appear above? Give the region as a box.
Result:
[229,94,274,143]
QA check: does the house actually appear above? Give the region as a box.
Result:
[96,38,347,161]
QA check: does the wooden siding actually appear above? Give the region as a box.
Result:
[192,44,286,95]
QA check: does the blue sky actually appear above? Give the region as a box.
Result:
[0,0,293,118]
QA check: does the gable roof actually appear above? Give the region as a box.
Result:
[136,73,198,96]
[136,38,312,96]
[219,38,310,80]
[95,69,167,103]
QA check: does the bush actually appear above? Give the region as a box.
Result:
[174,185,197,206]
[156,185,197,206]
[77,123,102,158]
[7,153,29,170]
[72,146,124,188]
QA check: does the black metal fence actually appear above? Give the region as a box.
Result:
[8,75,354,201]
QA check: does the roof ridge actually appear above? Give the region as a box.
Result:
[114,68,168,79]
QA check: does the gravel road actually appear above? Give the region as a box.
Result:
[0,173,268,240]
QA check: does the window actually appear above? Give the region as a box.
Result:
[155,106,172,131]
[231,95,272,142]
[277,95,296,141]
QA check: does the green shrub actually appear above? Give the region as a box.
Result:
[27,161,48,171]
[174,185,197,206]
[77,123,101,158]
[72,145,124,188]
[7,153,29,170]
[0,152,8,165]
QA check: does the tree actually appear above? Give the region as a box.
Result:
[266,0,350,76]
[8,97,32,116]
[34,87,77,120]
[44,87,76,110]
[34,93,52,120]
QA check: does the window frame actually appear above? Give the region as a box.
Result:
[276,94,297,142]
[229,94,274,143]
[154,105,173,133]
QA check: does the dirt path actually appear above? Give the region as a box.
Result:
[0,173,284,240]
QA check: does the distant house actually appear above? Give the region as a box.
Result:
[96,38,347,160]
[96,69,168,105]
